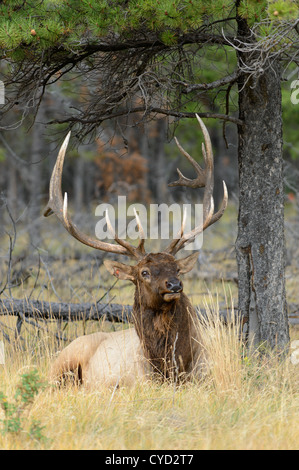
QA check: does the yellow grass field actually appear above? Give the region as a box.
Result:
[0,295,298,450]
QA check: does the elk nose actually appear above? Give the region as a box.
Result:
[165,279,183,293]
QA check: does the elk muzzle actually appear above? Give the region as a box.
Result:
[162,278,183,302]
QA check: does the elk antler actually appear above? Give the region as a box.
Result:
[164,115,228,255]
[44,132,146,260]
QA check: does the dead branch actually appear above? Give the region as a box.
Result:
[0,297,297,326]
[0,298,132,323]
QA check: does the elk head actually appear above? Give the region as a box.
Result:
[104,252,199,309]
[44,115,228,305]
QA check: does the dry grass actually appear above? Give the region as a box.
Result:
[0,298,298,450]
[0,206,298,450]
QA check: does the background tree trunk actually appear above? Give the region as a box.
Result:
[7,159,18,218]
[74,157,85,213]
[236,59,290,351]
[29,102,46,246]
[155,118,168,203]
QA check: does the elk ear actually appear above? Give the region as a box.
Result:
[176,252,199,275]
[104,260,136,282]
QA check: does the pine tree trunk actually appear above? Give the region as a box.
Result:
[236,59,290,351]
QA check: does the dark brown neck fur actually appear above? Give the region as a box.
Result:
[132,285,198,381]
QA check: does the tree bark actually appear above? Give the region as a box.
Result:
[236,59,290,351]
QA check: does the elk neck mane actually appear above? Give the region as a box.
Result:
[131,256,199,379]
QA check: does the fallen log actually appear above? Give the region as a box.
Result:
[0,297,243,327]
[0,298,297,326]
[0,298,132,323]
[288,312,299,325]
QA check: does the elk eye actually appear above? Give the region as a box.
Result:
[141,270,150,278]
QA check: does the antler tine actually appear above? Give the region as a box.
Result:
[197,115,228,224]
[171,197,214,255]
[169,137,206,189]
[164,115,228,255]
[133,208,146,256]
[164,206,187,255]
[105,208,146,259]
[44,133,146,260]
[44,132,71,218]
[209,180,228,226]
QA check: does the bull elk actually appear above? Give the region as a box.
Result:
[45,115,228,387]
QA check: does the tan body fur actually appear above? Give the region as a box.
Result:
[51,328,150,387]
